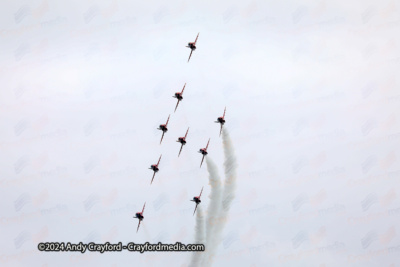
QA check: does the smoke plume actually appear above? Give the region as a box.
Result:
[189,206,205,267]
[191,128,237,267]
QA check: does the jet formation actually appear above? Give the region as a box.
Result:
[158,115,170,144]
[186,33,199,62]
[198,139,210,168]
[149,155,162,185]
[216,107,226,136]
[134,33,227,232]
[173,83,186,112]
[133,202,146,232]
[177,128,189,157]
[191,187,203,215]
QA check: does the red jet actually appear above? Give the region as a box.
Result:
[215,107,226,136]
[177,128,189,157]
[134,202,146,233]
[158,115,170,144]
[149,155,162,184]
[190,187,203,215]
[186,33,199,62]
[198,139,210,168]
[173,83,186,112]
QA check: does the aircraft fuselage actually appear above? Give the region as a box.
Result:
[193,197,201,204]
[151,165,159,172]
[217,117,225,124]
[159,125,168,132]
[174,93,183,100]
[188,43,196,50]
[199,149,208,155]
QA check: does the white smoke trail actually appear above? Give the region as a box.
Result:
[141,223,151,240]
[221,127,238,214]
[189,206,205,267]
[202,128,238,267]
[204,157,223,245]
[191,157,223,267]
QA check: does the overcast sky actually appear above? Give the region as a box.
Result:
[1,0,400,266]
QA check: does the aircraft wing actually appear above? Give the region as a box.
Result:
[174,99,180,112]
[200,154,205,168]
[178,143,183,157]
[188,50,193,62]
[160,132,165,144]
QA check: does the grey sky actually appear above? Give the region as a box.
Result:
[1,0,399,266]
